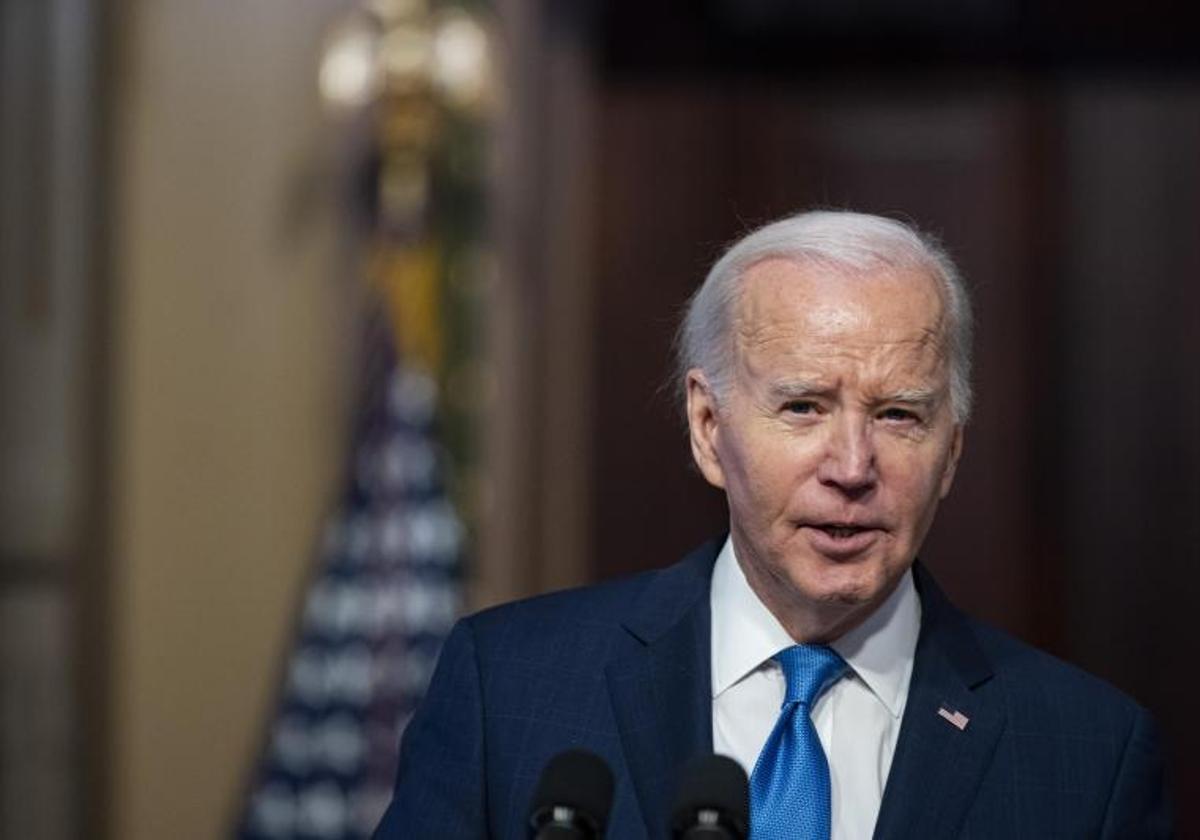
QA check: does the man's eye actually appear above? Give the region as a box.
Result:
[880,407,919,423]
[784,401,817,415]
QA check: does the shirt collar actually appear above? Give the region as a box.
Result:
[710,536,921,719]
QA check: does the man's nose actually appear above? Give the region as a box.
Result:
[817,414,878,496]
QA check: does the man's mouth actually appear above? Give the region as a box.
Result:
[800,522,885,555]
[817,524,869,539]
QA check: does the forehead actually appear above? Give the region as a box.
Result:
[732,257,949,360]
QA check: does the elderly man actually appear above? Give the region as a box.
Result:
[374,211,1171,838]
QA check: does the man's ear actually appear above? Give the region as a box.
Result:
[938,423,964,499]
[686,369,726,489]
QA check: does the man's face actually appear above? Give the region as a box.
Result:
[687,258,963,640]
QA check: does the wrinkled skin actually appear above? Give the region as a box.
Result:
[687,258,963,643]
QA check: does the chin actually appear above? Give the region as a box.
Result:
[793,557,899,609]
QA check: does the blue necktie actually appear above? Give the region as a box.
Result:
[749,644,847,840]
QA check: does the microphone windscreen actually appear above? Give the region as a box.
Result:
[671,754,749,838]
[529,748,616,834]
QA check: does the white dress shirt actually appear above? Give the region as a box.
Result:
[710,537,921,840]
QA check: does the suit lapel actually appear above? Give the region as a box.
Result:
[603,548,1005,837]
[606,540,718,839]
[873,564,1007,839]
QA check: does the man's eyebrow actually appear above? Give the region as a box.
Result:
[768,381,945,405]
[769,379,829,399]
[881,386,940,405]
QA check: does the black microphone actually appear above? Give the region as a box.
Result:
[670,754,749,839]
[528,748,615,839]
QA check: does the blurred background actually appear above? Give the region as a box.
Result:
[2,0,1198,837]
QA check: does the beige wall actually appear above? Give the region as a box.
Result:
[111,2,357,837]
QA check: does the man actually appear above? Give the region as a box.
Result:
[374,211,1171,838]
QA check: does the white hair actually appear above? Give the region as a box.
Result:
[676,209,974,423]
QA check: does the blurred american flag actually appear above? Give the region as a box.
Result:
[236,307,463,839]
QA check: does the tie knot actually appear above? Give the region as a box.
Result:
[776,645,846,706]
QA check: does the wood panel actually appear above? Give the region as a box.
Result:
[591,80,1045,641]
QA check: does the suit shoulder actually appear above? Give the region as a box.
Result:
[458,538,719,668]
[459,567,661,660]
[968,617,1150,722]
[474,568,656,623]
[463,537,720,647]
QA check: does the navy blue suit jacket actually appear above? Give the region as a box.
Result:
[375,539,1172,838]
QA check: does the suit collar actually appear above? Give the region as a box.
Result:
[619,536,720,644]
[607,538,720,838]
[873,562,1006,839]
[607,545,1007,839]
[911,562,994,687]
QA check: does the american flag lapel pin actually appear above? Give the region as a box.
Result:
[937,704,970,731]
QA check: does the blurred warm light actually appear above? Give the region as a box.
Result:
[320,3,494,114]
[378,23,432,91]
[318,14,381,109]
[431,11,492,109]
[368,0,425,21]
